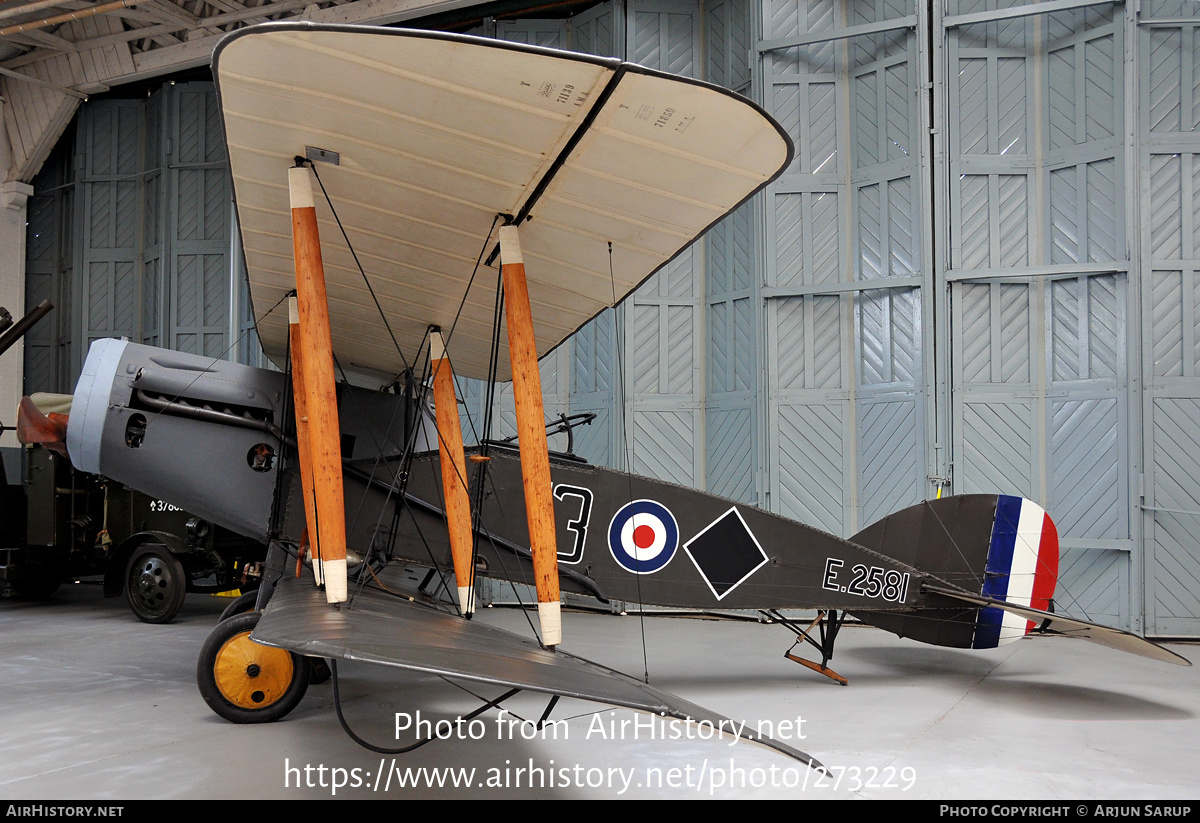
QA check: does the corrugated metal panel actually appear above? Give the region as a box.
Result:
[141,88,164,351]
[23,141,74,395]
[168,84,229,358]
[495,19,567,48]
[943,2,1132,626]
[572,1,623,58]
[762,0,926,537]
[705,0,757,503]
[23,191,58,395]
[707,200,757,503]
[618,0,705,486]
[1140,15,1200,635]
[763,0,846,533]
[707,0,753,93]
[571,309,620,466]
[76,100,142,381]
[31,82,251,394]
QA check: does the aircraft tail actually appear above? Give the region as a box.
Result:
[848,494,1059,650]
[920,582,1190,666]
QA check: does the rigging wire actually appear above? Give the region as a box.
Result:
[442,213,501,359]
[329,352,416,607]
[292,159,1091,656]
[468,267,545,643]
[305,160,410,376]
[607,241,650,683]
[346,348,440,610]
[293,194,544,634]
[330,658,518,755]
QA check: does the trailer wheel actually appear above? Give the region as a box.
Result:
[197,612,310,723]
[125,544,187,624]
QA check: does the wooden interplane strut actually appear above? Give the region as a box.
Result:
[288,296,322,585]
[499,225,561,647]
[288,165,347,604]
[429,330,475,614]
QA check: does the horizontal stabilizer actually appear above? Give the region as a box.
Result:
[253,573,821,767]
[923,584,1191,667]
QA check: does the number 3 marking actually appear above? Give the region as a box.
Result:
[553,484,592,564]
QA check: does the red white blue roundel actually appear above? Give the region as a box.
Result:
[608,499,679,575]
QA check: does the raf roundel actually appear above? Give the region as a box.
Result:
[608,500,680,575]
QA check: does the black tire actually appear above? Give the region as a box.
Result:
[310,658,332,685]
[197,611,310,724]
[125,544,187,624]
[218,589,261,623]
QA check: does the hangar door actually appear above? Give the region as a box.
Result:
[1139,0,1200,636]
[24,81,258,397]
[759,0,931,540]
[940,0,1135,629]
[933,0,1200,635]
[757,0,1200,633]
[470,0,712,490]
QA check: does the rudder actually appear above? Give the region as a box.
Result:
[848,494,1059,650]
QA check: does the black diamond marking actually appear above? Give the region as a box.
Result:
[683,507,768,600]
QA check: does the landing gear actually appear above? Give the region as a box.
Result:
[211,589,331,684]
[125,544,187,624]
[197,611,310,723]
[217,589,260,623]
[766,609,849,686]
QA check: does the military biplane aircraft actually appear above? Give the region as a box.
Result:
[31,23,1188,767]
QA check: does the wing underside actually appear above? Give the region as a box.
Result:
[214,24,792,381]
[252,573,820,766]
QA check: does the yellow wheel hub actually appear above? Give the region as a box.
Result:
[212,630,295,710]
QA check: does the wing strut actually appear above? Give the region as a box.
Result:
[288,164,347,603]
[499,225,561,647]
[429,330,475,614]
[287,296,322,585]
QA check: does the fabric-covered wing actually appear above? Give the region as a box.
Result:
[214,23,792,380]
[253,574,820,766]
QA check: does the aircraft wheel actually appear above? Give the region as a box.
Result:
[125,544,187,624]
[197,612,310,724]
[217,589,260,623]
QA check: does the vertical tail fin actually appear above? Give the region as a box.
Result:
[849,494,1059,650]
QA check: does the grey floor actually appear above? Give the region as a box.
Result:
[0,579,1196,800]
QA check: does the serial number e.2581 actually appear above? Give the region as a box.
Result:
[821,558,910,602]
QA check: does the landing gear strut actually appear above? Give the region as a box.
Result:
[765,609,849,686]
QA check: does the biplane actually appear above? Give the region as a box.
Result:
[29,23,1188,768]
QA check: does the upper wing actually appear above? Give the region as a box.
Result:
[214,23,792,381]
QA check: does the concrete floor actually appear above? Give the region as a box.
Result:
[0,579,1196,800]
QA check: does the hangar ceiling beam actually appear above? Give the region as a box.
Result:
[0,0,474,183]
